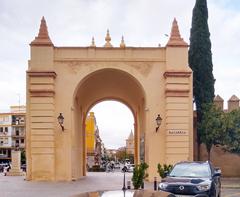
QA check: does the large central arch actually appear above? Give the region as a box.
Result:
[73,68,146,177]
[26,17,193,181]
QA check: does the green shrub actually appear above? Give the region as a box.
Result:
[131,162,149,189]
[157,163,173,178]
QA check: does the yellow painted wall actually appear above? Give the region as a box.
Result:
[85,112,96,154]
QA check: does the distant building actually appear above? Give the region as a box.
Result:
[126,130,134,155]
[0,106,26,163]
[85,112,104,168]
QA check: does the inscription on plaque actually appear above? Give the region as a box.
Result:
[167,130,187,135]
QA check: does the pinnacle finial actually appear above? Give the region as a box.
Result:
[166,18,187,47]
[120,36,126,48]
[90,37,96,47]
[30,16,53,46]
[104,29,113,47]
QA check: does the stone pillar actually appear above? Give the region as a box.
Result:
[214,95,224,110]
[228,95,240,112]
[7,150,24,176]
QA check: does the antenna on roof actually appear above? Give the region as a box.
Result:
[17,93,20,112]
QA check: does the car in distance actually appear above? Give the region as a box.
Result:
[121,163,135,173]
[127,164,135,172]
[158,161,221,197]
[114,162,121,169]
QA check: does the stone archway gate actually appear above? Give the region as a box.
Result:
[26,17,193,181]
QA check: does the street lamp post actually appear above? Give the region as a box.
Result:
[57,113,64,131]
[155,114,162,132]
[122,147,127,190]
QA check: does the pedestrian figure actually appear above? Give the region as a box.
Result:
[3,165,9,176]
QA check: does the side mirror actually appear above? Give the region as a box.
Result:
[213,167,221,177]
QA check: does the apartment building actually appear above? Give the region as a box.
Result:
[0,106,26,163]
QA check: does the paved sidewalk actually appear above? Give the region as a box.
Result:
[222,177,240,188]
[0,172,240,197]
[0,172,145,197]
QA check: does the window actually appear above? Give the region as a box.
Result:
[0,127,3,133]
[16,130,19,136]
[4,116,9,122]
[4,138,8,144]
[21,139,24,144]
[4,127,8,133]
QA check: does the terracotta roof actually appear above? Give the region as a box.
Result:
[228,95,240,102]
[214,95,224,101]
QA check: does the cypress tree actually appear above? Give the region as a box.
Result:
[189,0,215,158]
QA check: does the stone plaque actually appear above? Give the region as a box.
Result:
[167,130,188,135]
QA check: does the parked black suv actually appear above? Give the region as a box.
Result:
[158,161,221,197]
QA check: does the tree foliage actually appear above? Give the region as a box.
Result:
[222,109,240,153]
[189,0,215,151]
[198,103,225,160]
[115,149,134,163]
[199,103,240,158]
[189,0,215,113]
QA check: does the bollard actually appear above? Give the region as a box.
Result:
[154,177,157,191]
[127,180,131,189]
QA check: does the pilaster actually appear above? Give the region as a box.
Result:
[164,71,193,163]
[27,71,56,180]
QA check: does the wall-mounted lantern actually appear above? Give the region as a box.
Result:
[155,114,162,132]
[57,113,64,131]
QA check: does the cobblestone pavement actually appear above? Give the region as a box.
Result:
[0,172,240,197]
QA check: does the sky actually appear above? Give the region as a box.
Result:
[91,101,134,149]
[1,0,240,148]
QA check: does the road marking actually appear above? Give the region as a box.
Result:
[225,192,240,197]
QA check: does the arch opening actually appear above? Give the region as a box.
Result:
[85,100,135,173]
[72,68,146,179]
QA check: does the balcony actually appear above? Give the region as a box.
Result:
[0,144,11,148]
[0,154,10,159]
[12,134,25,138]
[12,121,25,126]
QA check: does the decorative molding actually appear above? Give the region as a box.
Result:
[27,71,57,78]
[58,61,153,76]
[127,62,153,76]
[67,61,85,74]
[164,71,191,78]
[29,89,55,97]
[165,89,190,97]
